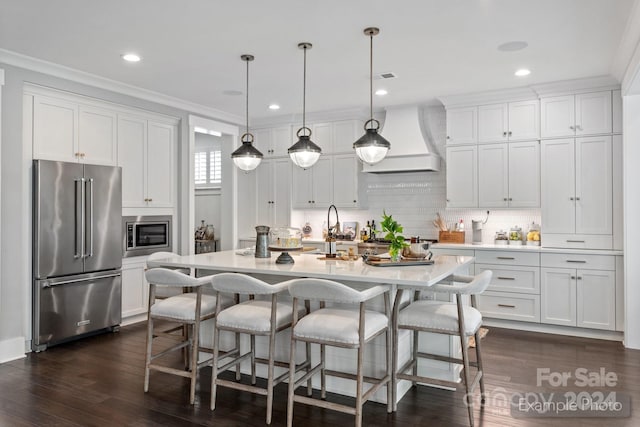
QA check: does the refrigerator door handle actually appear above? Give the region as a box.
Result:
[74,178,85,259]
[86,178,94,258]
[40,272,122,287]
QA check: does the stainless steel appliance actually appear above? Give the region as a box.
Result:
[123,215,172,257]
[33,159,122,351]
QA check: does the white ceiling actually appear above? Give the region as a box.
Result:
[0,0,635,120]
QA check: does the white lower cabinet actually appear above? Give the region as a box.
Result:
[540,253,616,330]
[121,259,149,321]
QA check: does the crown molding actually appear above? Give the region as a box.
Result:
[437,87,538,109]
[0,48,243,125]
[251,107,370,128]
[531,75,620,97]
[612,0,640,86]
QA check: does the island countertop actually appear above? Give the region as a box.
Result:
[147,250,474,288]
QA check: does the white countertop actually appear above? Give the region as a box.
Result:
[432,242,623,256]
[148,250,474,288]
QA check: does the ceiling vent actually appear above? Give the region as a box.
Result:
[376,72,397,80]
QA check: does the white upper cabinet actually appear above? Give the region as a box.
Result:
[446,107,477,145]
[333,120,360,153]
[478,143,508,206]
[33,94,117,165]
[254,125,292,157]
[541,138,577,233]
[540,91,612,138]
[332,154,364,208]
[446,145,477,207]
[311,122,332,153]
[477,100,539,143]
[291,157,333,209]
[146,121,175,207]
[256,158,291,228]
[118,115,146,207]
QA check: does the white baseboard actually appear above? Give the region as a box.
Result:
[0,336,27,364]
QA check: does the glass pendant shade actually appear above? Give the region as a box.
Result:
[232,54,262,171]
[232,137,262,171]
[353,125,390,165]
[355,27,390,165]
[289,128,321,168]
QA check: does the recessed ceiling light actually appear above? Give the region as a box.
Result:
[122,53,141,62]
[497,41,528,52]
[375,89,388,96]
[268,104,281,110]
[515,69,531,77]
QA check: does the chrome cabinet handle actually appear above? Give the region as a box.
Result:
[566,260,586,263]
[503,131,507,137]
[575,197,581,201]
[497,256,515,260]
[577,276,583,280]
[497,277,515,280]
[569,125,575,130]
[446,136,450,140]
[576,125,583,131]
[508,197,513,201]
[503,198,508,201]
[508,131,512,136]
[571,275,576,280]
[566,240,585,243]
[569,197,575,201]
[498,304,516,308]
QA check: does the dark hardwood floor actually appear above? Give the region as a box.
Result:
[2,323,639,426]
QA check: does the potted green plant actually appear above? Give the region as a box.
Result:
[381,211,409,262]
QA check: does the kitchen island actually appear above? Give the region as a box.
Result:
[148,250,474,404]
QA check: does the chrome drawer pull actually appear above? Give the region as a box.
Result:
[497,256,515,260]
[497,276,516,280]
[566,260,587,263]
[498,304,516,308]
[566,240,585,243]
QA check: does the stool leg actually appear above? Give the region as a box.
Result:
[386,326,393,413]
[456,297,474,427]
[305,342,312,396]
[391,289,403,412]
[266,330,276,424]
[210,320,220,410]
[235,332,241,381]
[320,343,326,399]
[412,330,419,386]
[190,321,200,405]
[474,328,486,403]
[355,344,364,427]
[251,334,257,385]
[287,333,297,427]
[144,314,154,392]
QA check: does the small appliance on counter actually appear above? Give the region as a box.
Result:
[472,211,489,245]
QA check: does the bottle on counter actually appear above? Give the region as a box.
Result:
[370,220,376,240]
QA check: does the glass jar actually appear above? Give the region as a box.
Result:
[494,230,508,245]
[509,226,523,245]
[269,227,303,249]
[526,222,541,246]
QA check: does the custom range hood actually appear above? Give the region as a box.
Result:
[362,105,441,173]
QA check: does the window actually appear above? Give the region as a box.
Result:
[194,150,222,187]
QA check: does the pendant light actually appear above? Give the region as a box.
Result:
[288,42,322,169]
[353,27,390,165]
[232,54,263,171]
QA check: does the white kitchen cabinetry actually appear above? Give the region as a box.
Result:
[236,168,257,238]
[332,154,364,208]
[33,94,117,165]
[541,136,612,248]
[253,126,292,157]
[332,120,360,153]
[540,253,615,330]
[121,258,149,321]
[446,107,477,145]
[540,91,612,138]
[291,157,333,209]
[256,158,291,228]
[478,100,539,143]
[478,141,540,208]
[446,145,477,207]
[118,115,176,208]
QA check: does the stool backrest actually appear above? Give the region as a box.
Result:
[286,278,374,303]
[449,270,493,295]
[146,267,202,288]
[210,273,282,295]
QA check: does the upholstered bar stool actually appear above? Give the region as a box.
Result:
[285,278,393,427]
[392,270,492,427]
[210,273,309,425]
[146,252,191,298]
[144,268,235,404]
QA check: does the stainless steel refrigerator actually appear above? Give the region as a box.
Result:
[33,159,123,351]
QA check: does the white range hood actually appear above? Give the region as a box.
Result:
[362,105,441,173]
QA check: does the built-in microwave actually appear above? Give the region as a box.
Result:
[123,215,172,257]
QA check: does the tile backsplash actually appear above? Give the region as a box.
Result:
[290,105,541,243]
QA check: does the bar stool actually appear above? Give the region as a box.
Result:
[392,270,492,427]
[285,278,393,427]
[209,273,309,425]
[144,268,235,404]
[146,252,191,298]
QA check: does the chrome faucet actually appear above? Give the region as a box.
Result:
[327,204,340,238]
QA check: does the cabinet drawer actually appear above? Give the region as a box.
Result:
[542,234,613,250]
[474,250,539,267]
[475,264,540,294]
[477,291,540,322]
[430,248,475,257]
[541,253,615,270]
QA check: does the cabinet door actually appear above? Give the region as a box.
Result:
[333,154,359,208]
[541,268,576,326]
[446,145,477,207]
[575,91,612,136]
[236,168,257,236]
[577,269,615,330]
[575,136,612,234]
[253,128,273,157]
[256,160,274,226]
[33,94,78,162]
[508,141,540,207]
[311,157,333,207]
[291,164,313,209]
[117,115,147,207]
[613,90,622,134]
[121,262,148,319]
[272,126,292,157]
[79,106,117,166]
[273,158,291,227]
[146,121,175,207]
[446,107,477,145]
[541,139,575,233]
[508,100,540,141]
[333,120,360,153]
[478,143,508,207]
[478,103,507,143]
[540,95,575,138]
[312,123,333,154]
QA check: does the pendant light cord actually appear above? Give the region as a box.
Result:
[370,31,373,122]
[302,45,307,132]
[245,58,250,138]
